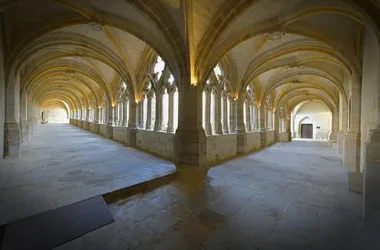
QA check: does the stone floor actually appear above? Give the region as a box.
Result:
[54,140,380,250]
[0,124,175,224]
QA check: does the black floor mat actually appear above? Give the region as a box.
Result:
[1,196,114,250]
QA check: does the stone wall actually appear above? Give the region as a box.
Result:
[136,130,175,160]
[278,132,290,142]
[99,124,112,138]
[207,134,237,163]
[113,126,128,144]
[266,130,275,145]
[90,122,100,134]
[246,132,261,151]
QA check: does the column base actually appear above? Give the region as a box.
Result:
[364,125,380,222]
[174,127,206,168]
[4,122,21,157]
[343,131,360,171]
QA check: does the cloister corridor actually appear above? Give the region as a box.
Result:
[1,124,379,249]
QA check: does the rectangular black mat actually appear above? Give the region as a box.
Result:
[1,196,114,250]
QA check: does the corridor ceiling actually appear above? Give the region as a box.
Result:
[3,0,377,114]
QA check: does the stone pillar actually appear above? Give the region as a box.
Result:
[122,100,128,126]
[146,95,152,130]
[167,91,175,133]
[259,105,267,147]
[154,93,162,131]
[205,91,212,135]
[0,17,4,158]
[245,103,251,132]
[236,97,248,154]
[94,107,99,123]
[223,96,229,134]
[20,91,30,143]
[344,89,362,193]
[126,100,137,146]
[5,74,21,157]
[363,126,380,222]
[215,92,223,134]
[330,110,339,144]
[174,83,206,168]
[230,99,237,133]
[274,111,280,142]
[338,93,348,154]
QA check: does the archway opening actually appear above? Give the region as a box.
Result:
[41,100,69,124]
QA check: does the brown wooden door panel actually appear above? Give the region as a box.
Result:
[301,124,313,139]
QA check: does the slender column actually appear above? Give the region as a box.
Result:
[154,93,162,131]
[223,96,229,134]
[126,100,137,146]
[146,95,152,130]
[138,101,144,128]
[122,99,128,126]
[215,92,223,134]
[86,107,90,121]
[330,110,339,143]
[167,92,175,133]
[205,91,212,135]
[94,107,99,123]
[258,106,267,147]
[229,99,236,133]
[107,103,113,126]
[246,103,251,132]
[274,111,280,142]
[236,97,248,154]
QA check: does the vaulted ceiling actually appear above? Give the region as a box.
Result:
[3,0,379,114]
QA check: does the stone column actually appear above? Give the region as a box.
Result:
[146,95,152,130]
[154,93,162,131]
[245,103,251,132]
[122,99,128,127]
[0,23,3,158]
[94,107,99,123]
[329,110,339,144]
[337,93,348,154]
[215,92,223,134]
[205,91,212,135]
[259,105,267,147]
[126,100,137,146]
[274,111,280,142]
[5,74,22,157]
[107,103,113,126]
[344,88,362,193]
[223,96,229,134]
[364,125,380,223]
[174,82,206,167]
[236,97,248,154]
[229,99,236,133]
[20,91,30,143]
[167,91,175,133]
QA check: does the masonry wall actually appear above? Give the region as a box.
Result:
[360,28,380,171]
[136,130,175,160]
[206,134,237,163]
[69,120,289,165]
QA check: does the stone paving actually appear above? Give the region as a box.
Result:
[0,124,176,224]
[55,140,380,250]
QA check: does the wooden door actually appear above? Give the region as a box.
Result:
[301,124,313,139]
